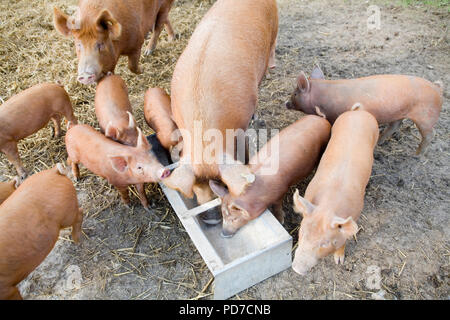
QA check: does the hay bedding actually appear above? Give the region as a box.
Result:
[0,0,213,209]
[2,0,449,300]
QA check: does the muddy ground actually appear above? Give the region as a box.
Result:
[0,0,448,300]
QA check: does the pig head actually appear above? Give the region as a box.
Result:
[209,159,258,237]
[107,127,172,183]
[291,190,359,275]
[285,66,325,112]
[54,7,121,84]
[105,111,139,147]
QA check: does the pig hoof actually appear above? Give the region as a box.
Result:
[143,206,151,213]
[334,253,345,265]
[144,48,154,56]
[123,203,131,210]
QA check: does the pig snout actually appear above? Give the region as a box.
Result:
[221,221,238,238]
[285,100,293,109]
[221,227,236,238]
[292,247,318,276]
[77,57,102,85]
[157,167,172,180]
[77,73,97,85]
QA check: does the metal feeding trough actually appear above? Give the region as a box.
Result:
[147,135,292,300]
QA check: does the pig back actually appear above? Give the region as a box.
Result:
[306,110,378,213]
[251,115,331,186]
[0,83,70,141]
[0,167,79,221]
[0,168,79,283]
[0,181,16,205]
[170,0,278,177]
[144,89,178,150]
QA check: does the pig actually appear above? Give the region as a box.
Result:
[291,109,379,275]
[209,115,331,237]
[95,73,138,147]
[0,164,83,299]
[53,0,176,85]
[0,177,20,205]
[285,67,444,155]
[143,87,181,160]
[0,83,77,180]
[65,123,171,210]
[162,0,278,221]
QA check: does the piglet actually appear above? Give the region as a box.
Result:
[209,115,331,237]
[95,73,138,147]
[65,123,171,210]
[286,68,443,154]
[0,83,77,180]
[143,87,181,160]
[291,109,379,275]
[0,164,83,299]
[0,177,19,205]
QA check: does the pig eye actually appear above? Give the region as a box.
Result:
[95,42,105,51]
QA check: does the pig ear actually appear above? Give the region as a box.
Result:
[108,155,130,173]
[127,111,136,129]
[310,66,325,80]
[53,7,71,36]
[331,216,358,237]
[209,180,229,198]
[293,189,316,216]
[297,72,311,93]
[230,201,251,219]
[105,122,120,141]
[12,176,20,189]
[136,127,150,151]
[218,157,254,196]
[96,9,122,40]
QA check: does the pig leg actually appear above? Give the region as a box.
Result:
[159,1,175,41]
[127,50,143,74]
[115,185,131,206]
[67,158,80,181]
[334,244,346,265]
[164,20,175,41]
[193,182,215,205]
[71,208,83,243]
[1,141,27,181]
[415,126,434,155]
[51,114,62,138]
[378,120,402,144]
[268,42,277,70]
[144,14,165,56]
[412,117,437,155]
[271,199,284,224]
[135,183,150,211]
[0,286,22,300]
[408,105,440,155]
[63,108,78,126]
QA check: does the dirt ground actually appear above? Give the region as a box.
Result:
[0,0,448,300]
